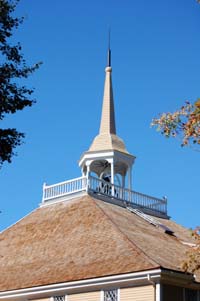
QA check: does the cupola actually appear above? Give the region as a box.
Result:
[42,47,167,219]
[79,48,135,192]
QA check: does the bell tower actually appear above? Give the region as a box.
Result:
[42,46,167,218]
[79,47,135,193]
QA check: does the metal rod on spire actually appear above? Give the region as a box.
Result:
[107,28,111,67]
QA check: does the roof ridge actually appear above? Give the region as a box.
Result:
[92,197,160,269]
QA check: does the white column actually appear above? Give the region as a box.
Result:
[110,159,115,196]
[110,160,114,184]
[128,166,132,202]
[86,162,91,192]
[81,167,85,177]
[42,182,46,203]
[121,175,125,199]
[128,166,132,191]
[156,283,162,301]
[100,290,104,301]
[122,175,125,188]
[86,162,90,177]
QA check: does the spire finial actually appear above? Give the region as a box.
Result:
[107,28,111,67]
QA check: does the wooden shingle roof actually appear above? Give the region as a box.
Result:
[0,195,198,292]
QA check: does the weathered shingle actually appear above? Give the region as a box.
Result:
[0,195,198,292]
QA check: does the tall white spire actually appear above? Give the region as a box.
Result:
[88,48,128,153]
[99,58,116,135]
[98,35,116,135]
[79,46,135,191]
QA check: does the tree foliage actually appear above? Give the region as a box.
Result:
[152,0,200,149]
[0,0,41,167]
[152,0,200,277]
[151,100,200,149]
[182,228,200,274]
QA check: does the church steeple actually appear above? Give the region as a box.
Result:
[42,45,167,219]
[99,51,116,135]
[88,49,128,154]
[79,47,135,191]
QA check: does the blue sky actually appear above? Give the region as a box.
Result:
[0,0,200,231]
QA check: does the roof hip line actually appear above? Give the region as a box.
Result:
[93,197,160,268]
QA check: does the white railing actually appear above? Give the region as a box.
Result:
[87,176,167,215]
[42,176,87,201]
[42,175,167,215]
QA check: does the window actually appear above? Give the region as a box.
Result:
[53,296,65,301]
[163,285,199,301]
[104,289,118,301]
[185,288,198,301]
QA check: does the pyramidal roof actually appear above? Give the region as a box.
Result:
[89,50,129,154]
[0,195,199,292]
[1,49,200,297]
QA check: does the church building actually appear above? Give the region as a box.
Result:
[0,48,200,301]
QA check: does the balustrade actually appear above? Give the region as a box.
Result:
[43,176,87,201]
[42,175,167,215]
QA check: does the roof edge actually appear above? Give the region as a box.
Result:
[1,268,199,300]
[0,269,162,299]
